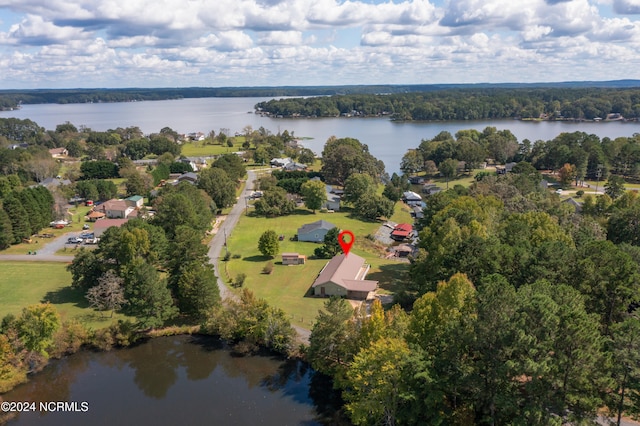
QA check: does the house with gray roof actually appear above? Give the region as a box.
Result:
[311,253,378,300]
[297,220,337,242]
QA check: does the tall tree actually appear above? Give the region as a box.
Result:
[197,167,236,209]
[344,338,412,426]
[300,179,327,212]
[343,173,375,205]
[439,158,459,189]
[258,230,279,258]
[86,270,126,318]
[17,304,60,357]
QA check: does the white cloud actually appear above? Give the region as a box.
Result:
[613,0,640,13]
[257,31,304,45]
[0,0,638,88]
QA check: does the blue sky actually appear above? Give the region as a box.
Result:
[0,0,639,89]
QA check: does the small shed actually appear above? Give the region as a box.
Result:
[282,253,306,265]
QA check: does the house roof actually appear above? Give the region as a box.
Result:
[48,147,67,155]
[392,223,413,238]
[102,199,129,211]
[403,191,422,201]
[312,253,378,292]
[298,220,336,235]
[178,172,198,181]
[39,177,72,188]
[86,210,106,219]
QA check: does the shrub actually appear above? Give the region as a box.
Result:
[234,273,247,288]
[223,252,231,261]
[262,261,274,274]
[576,190,585,198]
[232,253,241,259]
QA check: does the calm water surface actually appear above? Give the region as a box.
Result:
[3,97,640,173]
[1,335,342,426]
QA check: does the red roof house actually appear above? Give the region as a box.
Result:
[391,223,413,241]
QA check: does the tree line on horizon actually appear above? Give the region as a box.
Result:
[256,87,640,121]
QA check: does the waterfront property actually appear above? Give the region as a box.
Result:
[311,253,378,300]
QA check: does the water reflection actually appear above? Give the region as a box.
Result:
[2,335,345,425]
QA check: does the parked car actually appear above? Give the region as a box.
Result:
[82,224,90,230]
[67,237,83,244]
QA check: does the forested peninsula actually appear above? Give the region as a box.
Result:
[256,87,640,121]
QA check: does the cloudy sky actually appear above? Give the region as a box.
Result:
[0,0,639,89]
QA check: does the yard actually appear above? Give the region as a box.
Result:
[223,206,409,329]
[0,261,132,330]
[180,139,246,157]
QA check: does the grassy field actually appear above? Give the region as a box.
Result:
[180,139,246,157]
[0,262,130,330]
[223,206,409,329]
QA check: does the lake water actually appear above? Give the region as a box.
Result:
[3,97,640,174]
[0,335,343,426]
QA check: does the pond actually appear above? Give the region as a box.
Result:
[0,335,345,426]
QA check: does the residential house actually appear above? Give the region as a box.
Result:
[422,183,443,195]
[403,191,423,207]
[311,253,378,300]
[562,197,583,213]
[496,162,517,174]
[48,147,69,158]
[38,177,72,190]
[391,223,413,241]
[408,176,425,185]
[323,185,341,211]
[98,199,134,219]
[270,157,292,167]
[9,143,28,150]
[412,206,424,220]
[125,195,144,208]
[176,172,199,184]
[282,253,306,265]
[297,220,337,243]
[284,162,307,172]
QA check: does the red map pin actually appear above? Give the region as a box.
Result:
[338,230,355,256]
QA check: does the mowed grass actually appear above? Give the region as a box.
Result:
[0,261,131,330]
[181,139,245,157]
[224,207,408,329]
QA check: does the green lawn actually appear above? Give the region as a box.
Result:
[0,262,131,330]
[224,206,408,329]
[181,139,246,157]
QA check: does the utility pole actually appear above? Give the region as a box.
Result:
[595,164,603,194]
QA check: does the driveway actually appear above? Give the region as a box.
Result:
[207,169,311,344]
[0,231,77,263]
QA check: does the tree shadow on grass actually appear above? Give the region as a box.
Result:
[41,285,90,309]
[243,255,274,262]
[366,262,410,295]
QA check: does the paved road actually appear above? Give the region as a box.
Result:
[207,169,311,344]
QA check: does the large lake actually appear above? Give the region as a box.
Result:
[3,97,640,173]
[1,335,344,426]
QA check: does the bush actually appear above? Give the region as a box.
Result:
[576,190,585,198]
[262,261,274,274]
[223,252,231,261]
[234,273,247,288]
[232,253,241,259]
